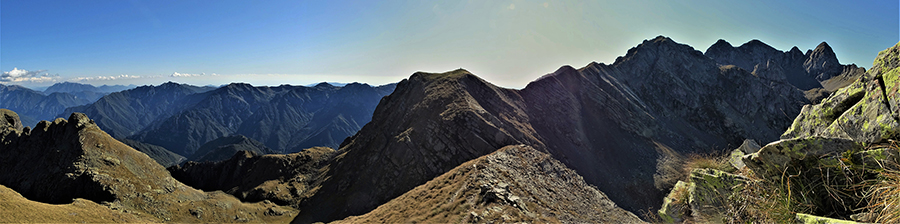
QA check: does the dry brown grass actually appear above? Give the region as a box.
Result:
[866,170,900,223]
[0,184,154,223]
[653,142,732,191]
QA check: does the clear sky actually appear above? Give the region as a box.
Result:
[1,0,898,89]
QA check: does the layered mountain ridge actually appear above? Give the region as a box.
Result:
[705,39,866,100]
[64,82,396,158]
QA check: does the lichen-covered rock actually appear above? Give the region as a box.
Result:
[688,168,747,222]
[658,180,692,223]
[743,137,863,179]
[730,139,762,170]
[782,41,900,143]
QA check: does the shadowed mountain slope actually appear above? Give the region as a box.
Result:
[292,36,811,222]
[169,147,335,206]
[189,135,277,162]
[0,110,296,222]
[119,139,186,167]
[61,82,215,139]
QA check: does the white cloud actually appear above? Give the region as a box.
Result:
[508,3,515,10]
[170,72,217,77]
[1,68,60,83]
[70,74,143,81]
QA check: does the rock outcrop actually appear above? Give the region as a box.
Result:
[335,145,644,223]
[168,147,335,206]
[0,111,296,222]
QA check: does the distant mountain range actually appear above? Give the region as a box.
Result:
[64,81,396,158]
[0,82,138,125]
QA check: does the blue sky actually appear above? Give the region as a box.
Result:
[1,0,898,88]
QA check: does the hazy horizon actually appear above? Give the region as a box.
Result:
[2,0,898,89]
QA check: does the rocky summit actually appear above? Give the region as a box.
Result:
[335,145,644,223]
[0,110,296,223]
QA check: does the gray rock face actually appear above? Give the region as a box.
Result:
[805,42,843,81]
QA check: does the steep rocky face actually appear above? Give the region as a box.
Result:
[705,39,867,98]
[189,135,276,162]
[335,145,644,223]
[0,111,296,222]
[168,147,335,206]
[805,42,843,81]
[516,36,809,213]
[119,139,186,167]
[131,82,396,156]
[782,41,900,143]
[61,82,214,139]
[293,36,812,223]
[1,84,93,126]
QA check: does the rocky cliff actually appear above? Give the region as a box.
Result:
[0,110,296,222]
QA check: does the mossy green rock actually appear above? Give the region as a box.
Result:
[687,168,747,222]
[782,41,900,143]
[658,180,692,223]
